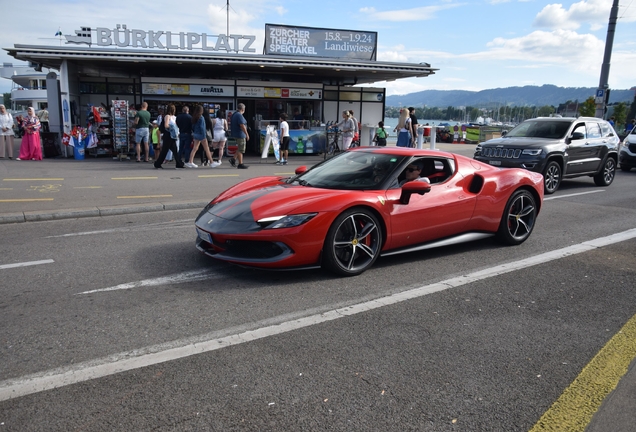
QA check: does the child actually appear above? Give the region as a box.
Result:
[150,120,161,160]
[373,121,387,146]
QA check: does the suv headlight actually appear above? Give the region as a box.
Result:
[475,144,482,155]
[257,213,317,229]
[522,149,542,156]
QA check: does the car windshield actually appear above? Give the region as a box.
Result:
[506,120,571,139]
[293,151,406,190]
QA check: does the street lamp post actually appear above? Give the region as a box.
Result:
[595,0,620,119]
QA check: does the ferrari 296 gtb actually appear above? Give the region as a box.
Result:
[195,147,544,276]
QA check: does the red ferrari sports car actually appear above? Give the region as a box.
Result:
[195,147,544,276]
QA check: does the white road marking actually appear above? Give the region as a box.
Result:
[76,270,221,294]
[0,259,54,270]
[2,228,636,402]
[544,190,604,200]
[44,219,193,238]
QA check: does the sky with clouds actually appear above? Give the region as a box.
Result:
[0,0,634,96]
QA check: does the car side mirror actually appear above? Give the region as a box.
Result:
[570,132,585,141]
[501,130,508,137]
[295,166,307,175]
[399,181,431,204]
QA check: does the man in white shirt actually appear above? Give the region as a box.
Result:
[278,113,290,165]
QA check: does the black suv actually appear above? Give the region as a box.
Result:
[474,117,619,194]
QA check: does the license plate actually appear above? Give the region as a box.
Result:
[196,228,212,244]
[488,160,501,166]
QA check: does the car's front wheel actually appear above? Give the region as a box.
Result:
[322,208,382,276]
[543,161,561,194]
[594,158,616,186]
[496,189,537,246]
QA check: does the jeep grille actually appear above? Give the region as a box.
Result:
[481,147,522,158]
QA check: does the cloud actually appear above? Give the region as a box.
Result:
[482,29,603,64]
[533,0,612,30]
[359,3,463,21]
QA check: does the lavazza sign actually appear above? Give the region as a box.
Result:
[65,25,256,53]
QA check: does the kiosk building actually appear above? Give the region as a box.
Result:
[4,24,436,157]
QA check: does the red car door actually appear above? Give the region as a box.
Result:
[384,175,478,250]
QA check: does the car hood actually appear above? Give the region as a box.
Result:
[205,183,357,222]
[481,137,560,148]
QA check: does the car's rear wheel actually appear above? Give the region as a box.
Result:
[322,208,382,276]
[496,189,537,246]
[594,158,616,186]
[543,161,561,194]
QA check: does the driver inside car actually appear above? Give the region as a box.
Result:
[399,161,430,186]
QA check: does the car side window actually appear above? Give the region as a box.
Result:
[586,122,602,139]
[572,124,587,140]
[600,122,614,137]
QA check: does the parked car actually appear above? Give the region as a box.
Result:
[473,117,619,194]
[619,127,636,172]
[195,147,544,276]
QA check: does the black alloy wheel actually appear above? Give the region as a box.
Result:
[322,208,382,276]
[496,189,537,246]
[594,158,616,186]
[543,161,561,194]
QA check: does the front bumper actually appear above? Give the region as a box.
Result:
[474,155,547,173]
[619,146,636,168]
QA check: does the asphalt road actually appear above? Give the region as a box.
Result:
[1,145,636,431]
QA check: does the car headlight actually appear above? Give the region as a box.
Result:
[257,213,317,229]
[522,149,542,156]
[475,144,482,154]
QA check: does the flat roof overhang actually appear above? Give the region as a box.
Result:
[5,44,436,85]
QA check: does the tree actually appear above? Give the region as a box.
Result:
[537,105,556,117]
[611,102,627,132]
[579,97,596,117]
[3,93,10,107]
[627,94,636,126]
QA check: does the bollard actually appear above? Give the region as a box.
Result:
[416,126,424,149]
[429,126,437,150]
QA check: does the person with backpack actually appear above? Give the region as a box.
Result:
[373,121,387,146]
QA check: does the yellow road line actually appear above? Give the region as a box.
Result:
[197,174,240,178]
[530,313,636,431]
[73,186,103,189]
[117,195,172,199]
[3,178,64,181]
[0,188,13,190]
[274,172,295,175]
[111,177,158,180]
[0,198,54,202]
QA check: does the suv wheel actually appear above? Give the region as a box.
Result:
[594,158,616,186]
[543,161,561,194]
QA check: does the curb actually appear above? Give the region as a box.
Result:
[0,200,209,225]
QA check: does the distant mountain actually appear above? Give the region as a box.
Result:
[385,85,635,108]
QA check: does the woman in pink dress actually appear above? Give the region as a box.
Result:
[17,107,42,161]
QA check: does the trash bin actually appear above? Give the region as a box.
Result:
[73,137,85,160]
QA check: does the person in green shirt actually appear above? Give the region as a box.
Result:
[134,101,151,162]
[150,120,161,158]
[373,121,387,146]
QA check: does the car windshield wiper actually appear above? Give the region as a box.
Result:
[298,179,313,187]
